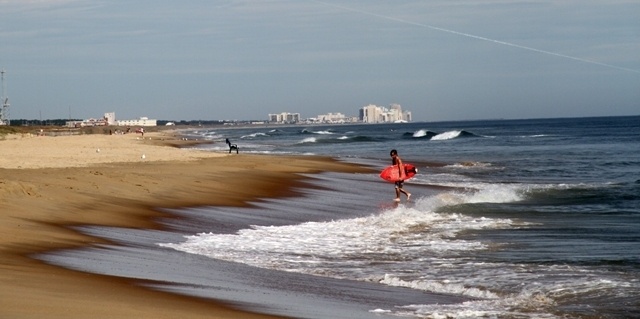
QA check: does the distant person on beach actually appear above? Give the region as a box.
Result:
[390,149,411,202]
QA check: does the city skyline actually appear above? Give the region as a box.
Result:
[270,103,412,124]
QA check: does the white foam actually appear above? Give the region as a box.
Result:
[158,180,632,319]
[369,308,391,314]
[412,180,526,205]
[464,184,524,203]
[431,130,462,140]
[161,197,514,278]
[413,129,429,137]
[380,274,500,299]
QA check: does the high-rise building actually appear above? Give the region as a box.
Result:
[359,104,412,123]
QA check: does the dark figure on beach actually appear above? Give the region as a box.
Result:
[226,138,239,154]
[390,149,411,202]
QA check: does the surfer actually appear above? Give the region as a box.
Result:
[390,149,411,202]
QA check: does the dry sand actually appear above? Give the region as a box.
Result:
[0,130,371,318]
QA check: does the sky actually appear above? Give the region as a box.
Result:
[1,0,638,122]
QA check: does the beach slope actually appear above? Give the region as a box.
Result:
[0,131,371,318]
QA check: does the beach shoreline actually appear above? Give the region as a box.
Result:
[0,131,373,318]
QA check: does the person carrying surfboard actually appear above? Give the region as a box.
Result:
[390,149,411,202]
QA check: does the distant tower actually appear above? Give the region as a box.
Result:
[0,69,9,126]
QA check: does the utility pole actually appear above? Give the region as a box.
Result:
[0,69,9,126]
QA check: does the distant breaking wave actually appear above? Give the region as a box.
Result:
[299,137,317,144]
[300,129,336,135]
[297,135,388,144]
[405,129,480,140]
[431,130,479,140]
[404,129,438,139]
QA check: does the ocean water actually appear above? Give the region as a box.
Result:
[43,116,639,318]
[165,116,640,318]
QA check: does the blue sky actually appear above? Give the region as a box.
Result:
[1,0,638,122]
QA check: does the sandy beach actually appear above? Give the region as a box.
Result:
[0,130,371,318]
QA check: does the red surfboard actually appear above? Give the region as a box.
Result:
[379,164,417,183]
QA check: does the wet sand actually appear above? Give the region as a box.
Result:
[0,130,371,318]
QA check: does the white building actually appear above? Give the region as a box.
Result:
[66,118,109,127]
[117,116,157,127]
[104,112,116,125]
[360,104,381,123]
[268,112,300,124]
[66,112,158,127]
[316,112,350,123]
[66,112,112,127]
[359,104,412,123]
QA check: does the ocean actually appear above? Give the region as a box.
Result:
[43,116,639,318]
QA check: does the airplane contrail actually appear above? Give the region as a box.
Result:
[311,1,640,74]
